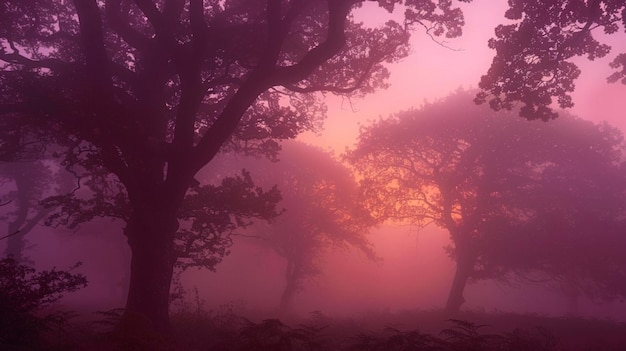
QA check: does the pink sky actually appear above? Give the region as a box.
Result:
[299,0,626,153]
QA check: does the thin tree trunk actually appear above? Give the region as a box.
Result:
[119,242,132,307]
[6,221,25,260]
[279,260,299,312]
[445,248,475,314]
[560,279,580,316]
[4,175,29,260]
[280,281,298,313]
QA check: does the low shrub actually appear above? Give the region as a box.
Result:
[0,256,87,350]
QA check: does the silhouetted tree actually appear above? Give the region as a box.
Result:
[0,116,73,261]
[346,90,626,313]
[0,0,468,331]
[233,141,378,312]
[477,0,626,120]
[0,161,53,261]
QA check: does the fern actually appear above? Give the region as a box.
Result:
[440,319,502,351]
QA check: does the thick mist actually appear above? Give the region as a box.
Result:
[4,123,626,321]
[2,0,626,349]
[4,215,626,321]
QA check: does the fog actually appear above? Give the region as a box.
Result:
[177,225,455,317]
[4,207,626,321]
[2,0,626,349]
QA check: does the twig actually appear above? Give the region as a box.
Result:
[0,230,21,241]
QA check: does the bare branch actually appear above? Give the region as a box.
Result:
[0,230,20,241]
[272,0,353,84]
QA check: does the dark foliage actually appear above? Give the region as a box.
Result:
[0,256,87,350]
[0,0,467,330]
[172,310,619,351]
[477,0,626,120]
[176,170,282,271]
[5,304,626,351]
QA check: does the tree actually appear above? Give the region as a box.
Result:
[0,161,76,262]
[0,109,65,261]
[0,0,470,331]
[477,0,626,120]
[1,161,52,261]
[218,141,378,312]
[269,143,378,312]
[345,90,626,313]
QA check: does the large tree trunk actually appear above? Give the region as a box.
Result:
[445,247,475,314]
[123,209,179,333]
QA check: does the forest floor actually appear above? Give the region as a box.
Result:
[22,306,626,350]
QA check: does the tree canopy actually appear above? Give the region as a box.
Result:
[208,141,378,312]
[0,0,472,331]
[346,90,626,312]
[477,0,626,120]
